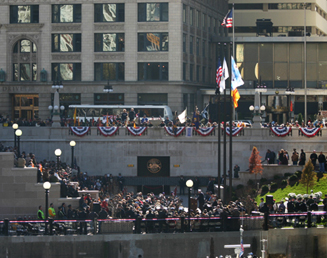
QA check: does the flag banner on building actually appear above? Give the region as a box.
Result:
[98,126,119,137]
[73,108,77,126]
[225,126,243,136]
[185,127,193,137]
[70,126,90,137]
[220,58,229,93]
[270,127,292,137]
[201,104,209,121]
[164,126,185,136]
[127,126,147,136]
[231,56,244,108]
[178,108,187,124]
[299,127,320,137]
[221,9,233,28]
[216,58,222,94]
[195,127,215,136]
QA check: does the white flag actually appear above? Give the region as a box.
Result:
[178,108,187,124]
[231,56,244,89]
[220,58,229,93]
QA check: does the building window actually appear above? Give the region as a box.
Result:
[202,13,206,29]
[196,10,200,28]
[95,33,125,52]
[10,5,39,23]
[12,39,38,81]
[138,62,168,81]
[138,33,168,51]
[190,64,194,81]
[202,40,206,57]
[94,4,124,22]
[190,8,193,25]
[94,63,125,81]
[51,63,81,81]
[183,34,186,53]
[138,3,168,22]
[202,66,206,83]
[208,16,211,32]
[183,63,186,81]
[52,34,81,52]
[183,5,187,23]
[190,36,194,54]
[196,38,200,55]
[196,65,200,82]
[137,93,168,105]
[52,4,81,23]
[94,93,124,105]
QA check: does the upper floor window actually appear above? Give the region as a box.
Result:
[94,63,125,81]
[94,4,124,22]
[52,4,81,23]
[94,33,125,52]
[13,39,38,81]
[138,3,168,22]
[138,33,168,51]
[52,63,81,81]
[138,62,168,81]
[190,8,194,26]
[52,34,81,52]
[183,5,187,23]
[10,5,39,23]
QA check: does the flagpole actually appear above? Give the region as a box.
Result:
[304,2,307,124]
[223,43,227,204]
[217,44,222,200]
[232,3,235,58]
[229,42,233,202]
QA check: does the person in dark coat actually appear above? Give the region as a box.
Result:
[197,189,205,211]
[179,175,186,195]
[299,149,306,165]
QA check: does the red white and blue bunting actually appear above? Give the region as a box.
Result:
[195,127,215,136]
[98,126,119,137]
[225,127,243,136]
[270,127,292,137]
[164,126,185,137]
[127,127,147,136]
[299,127,320,137]
[70,127,90,137]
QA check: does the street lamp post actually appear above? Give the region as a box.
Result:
[69,141,76,168]
[51,81,64,127]
[186,179,193,232]
[12,123,18,148]
[54,149,62,171]
[43,181,51,235]
[15,129,22,157]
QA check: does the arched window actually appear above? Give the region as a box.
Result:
[12,39,38,81]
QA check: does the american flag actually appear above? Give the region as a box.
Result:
[221,10,233,28]
[216,58,222,93]
[240,239,244,257]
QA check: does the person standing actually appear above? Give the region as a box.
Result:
[299,149,306,165]
[128,108,136,122]
[291,149,299,165]
[37,206,45,220]
[233,164,240,178]
[179,175,185,195]
[310,150,318,170]
[48,203,56,219]
[318,152,326,173]
[117,173,125,193]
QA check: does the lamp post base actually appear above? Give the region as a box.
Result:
[51,115,61,127]
[252,115,262,128]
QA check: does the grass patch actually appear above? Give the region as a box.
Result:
[256,174,327,203]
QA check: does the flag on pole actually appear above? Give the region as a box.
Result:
[201,104,209,120]
[290,101,293,112]
[240,239,244,257]
[106,113,109,127]
[216,58,223,94]
[178,108,187,124]
[73,108,77,126]
[221,9,233,28]
[220,58,229,93]
[231,56,244,108]
[78,116,80,126]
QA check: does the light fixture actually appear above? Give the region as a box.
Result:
[186,179,194,188]
[249,105,254,111]
[254,106,259,111]
[60,105,65,111]
[43,181,51,190]
[15,129,22,137]
[12,123,18,130]
[48,105,53,110]
[260,105,266,111]
[54,149,62,157]
[53,105,59,110]
[69,141,76,147]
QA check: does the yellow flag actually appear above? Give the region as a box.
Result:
[78,116,80,126]
[73,108,77,126]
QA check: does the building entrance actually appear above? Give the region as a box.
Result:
[12,94,39,120]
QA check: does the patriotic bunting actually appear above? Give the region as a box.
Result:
[195,127,215,136]
[270,127,292,137]
[70,127,90,137]
[225,127,243,136]
[98,126,119,137]
[299,127,320,137]
[127,126,147,136]
[164,126,185,137]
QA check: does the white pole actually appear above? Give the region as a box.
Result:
[304,2,307,124]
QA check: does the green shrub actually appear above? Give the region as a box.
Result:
[260,178,267,184]
[289,174,298,181]
[261,185,269,192]
[281,179,288,187]
[236,184,244,190]
[273,175,281,180]
[270,182,278,191]
[295,170,302,178]
[284,172,292,178]
[247,179,255,186]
